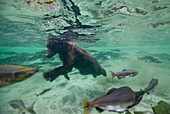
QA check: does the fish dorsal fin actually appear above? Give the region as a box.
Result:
[94,97,100,101]
[123,69,127,71]
[27,101,36,114]
[105,87,118,95]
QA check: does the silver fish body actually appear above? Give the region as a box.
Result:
[93,87,136,111]
[84,87,136,114]
[110,69,138,79]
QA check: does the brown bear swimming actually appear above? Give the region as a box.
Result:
[43,33,106,81]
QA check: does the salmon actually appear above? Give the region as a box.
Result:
[110,69,138,79]
[0,65,38,88]
[83,78,158,114]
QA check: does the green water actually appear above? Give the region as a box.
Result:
[0,0,170,114]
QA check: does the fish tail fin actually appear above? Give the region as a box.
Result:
[144,78,158,94]
[27,100,36,114]
[110,71,116,80]
[83,100,92,114]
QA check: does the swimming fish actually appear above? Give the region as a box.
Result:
[110,69,138,79]
[36,88,51,97]
[0,65,38,88]
[9,99,36,114]
[83,78,158,114]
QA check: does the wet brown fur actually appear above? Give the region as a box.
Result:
[43,40,106,81]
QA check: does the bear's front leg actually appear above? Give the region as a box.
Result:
[43,69,59,82]
[43,64,73,81]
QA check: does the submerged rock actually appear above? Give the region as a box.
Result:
[152,100,170,114]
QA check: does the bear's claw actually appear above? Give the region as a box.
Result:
[43,71,58,82]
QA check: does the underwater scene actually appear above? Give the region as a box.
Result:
[0,0,170,114]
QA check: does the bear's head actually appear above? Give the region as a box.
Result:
[45,33,75,58]
[45,40,58,58]
[45,40,74,58]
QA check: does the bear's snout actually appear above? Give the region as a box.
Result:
[46,49,56,58]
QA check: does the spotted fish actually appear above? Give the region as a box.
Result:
[0,65,38,88]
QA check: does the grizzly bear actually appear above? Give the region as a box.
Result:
[43,34,106,81]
